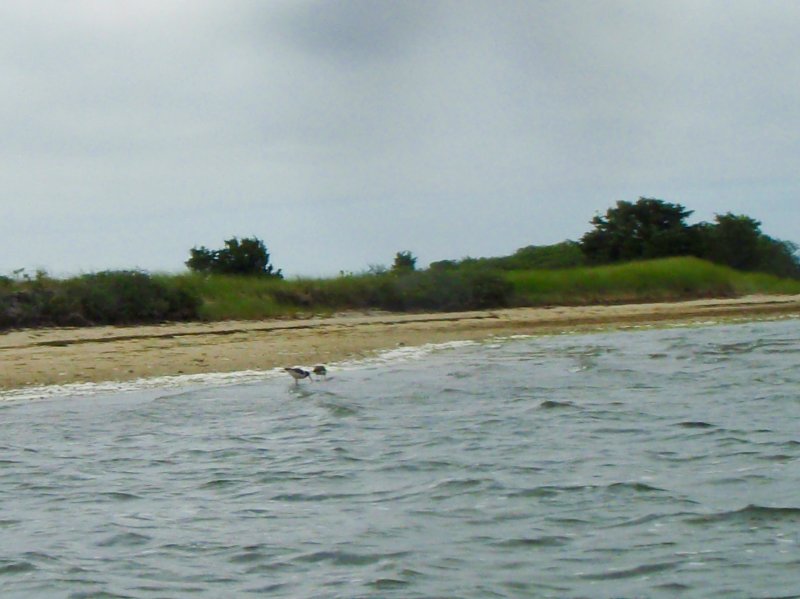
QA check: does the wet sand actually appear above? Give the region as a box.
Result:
[1,294,799,391]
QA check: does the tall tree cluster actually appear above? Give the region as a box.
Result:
[580,198,799,278]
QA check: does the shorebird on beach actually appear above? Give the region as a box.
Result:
[284,367,311,384]
[312,365,327,378]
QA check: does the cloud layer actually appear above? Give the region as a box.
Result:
[2,1,799,276]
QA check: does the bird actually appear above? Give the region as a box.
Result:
[312,364,327,378]
[284,367,311,384]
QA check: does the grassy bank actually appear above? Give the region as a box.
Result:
[179,256,800,321]
[174,266,512,320]
[2,257,799,329]
[508,257,800,305]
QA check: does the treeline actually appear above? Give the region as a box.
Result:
[1,198,798,329]
[580,198,800,278]
[180,200,798,280]
[429,199,799,278]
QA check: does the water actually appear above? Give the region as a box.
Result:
[2,318,800,598]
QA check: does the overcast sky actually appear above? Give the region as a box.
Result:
[2,1,798,277]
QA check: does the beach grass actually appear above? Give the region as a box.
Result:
[179,267,513,319]
[506,257,800,305]
[2,257,799,329]
[165,273,296,321]
[181,256,800,321]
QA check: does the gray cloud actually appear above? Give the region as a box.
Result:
[1,1,799,276]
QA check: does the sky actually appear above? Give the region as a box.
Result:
[2,1,799,278]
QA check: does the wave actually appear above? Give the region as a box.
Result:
[337,339,478,367]
[578,560,681,580]
[686,504,800,525]
[292,549,411,567]
[491,535,571,548]
[675,420,716,429]
[0,560,37,575]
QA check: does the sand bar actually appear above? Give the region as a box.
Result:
[1,294,799,391]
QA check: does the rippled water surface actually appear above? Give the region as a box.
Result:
[2,318,800,598]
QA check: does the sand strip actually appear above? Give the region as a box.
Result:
[1,294,799,391]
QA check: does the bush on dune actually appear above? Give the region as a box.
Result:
[66,271,200,324]
[0,271,200,329]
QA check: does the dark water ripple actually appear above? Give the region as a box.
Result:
[2,318,800,597]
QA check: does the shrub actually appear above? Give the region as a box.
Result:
[387,268,512,311]
[186,236,283,277]
[430,242,586,272]
[66,271,201,325]
[0,271,201,329]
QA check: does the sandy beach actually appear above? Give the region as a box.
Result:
[1,294,799,391]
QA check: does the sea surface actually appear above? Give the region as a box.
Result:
[2,318,800,598]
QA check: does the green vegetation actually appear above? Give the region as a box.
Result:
[171,273,292,321]
[186,236,283,278]
[432,241,586,271]
[391,251,418,274]
[176,266,513,321]
[185,255,800,323]
[508,257,800,306]
[2,198,798,330]
[0,270,199,329]
[4,257,797,330]
[580,198,800,278]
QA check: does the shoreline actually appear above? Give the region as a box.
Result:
[2,294,799,392]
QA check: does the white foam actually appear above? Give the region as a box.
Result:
[336,339,479,369]
[0,369,281,403]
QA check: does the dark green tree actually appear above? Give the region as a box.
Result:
[186,236,283,277]
[391,251,417,274]
[698,213,800,277]
[186,247,217,273]
[701,213,762,271]
[580,197,698,264]
[755,237,800,278]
